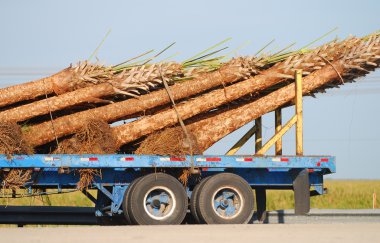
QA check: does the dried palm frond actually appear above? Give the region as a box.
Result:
[1,169,32,191]
[54,119,115,190]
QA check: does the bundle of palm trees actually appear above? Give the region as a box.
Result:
[0,32,379,159]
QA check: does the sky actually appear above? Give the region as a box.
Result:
[0,0,379,179]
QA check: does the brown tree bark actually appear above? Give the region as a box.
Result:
[0,82,115,123]
[22,36,368,147]
[23,63,249,146]
[111,67,289,147]
[130,35,379,153]
[0,62,184,123]
[0,68,73,108]
[186,62,345,151]
[107,38,363,147]
[0,62,116,109]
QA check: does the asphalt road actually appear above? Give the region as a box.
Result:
[1,224,379,243]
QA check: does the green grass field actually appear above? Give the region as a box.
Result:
[266,180,380,210]
[0,180,379,210]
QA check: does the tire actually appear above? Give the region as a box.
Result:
[127,173,188,225]
[122,177,143,225]
[190,177,211,224]
[197,173,254,224]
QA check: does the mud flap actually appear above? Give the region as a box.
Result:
[291,169,310,215]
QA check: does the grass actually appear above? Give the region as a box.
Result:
[0,180,379,210]
[266,180,380,210]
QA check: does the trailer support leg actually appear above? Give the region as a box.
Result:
[255,188,267,223]
[82,190,97,204]
[292,169,310,215]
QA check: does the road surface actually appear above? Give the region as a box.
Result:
[1,224,379,243]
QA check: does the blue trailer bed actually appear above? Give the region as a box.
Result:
[0,154,335,225]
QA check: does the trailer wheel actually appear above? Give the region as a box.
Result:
[190,177,211,224]
[127,173,188,225]
[197,173,254,224]
[122,177,143,225]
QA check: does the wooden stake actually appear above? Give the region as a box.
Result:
[295,69,303,156]
[255,117,262,153]
[257,115,297,155]
[275,109,282,155]
[226,125,257,155]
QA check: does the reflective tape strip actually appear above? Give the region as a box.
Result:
[170,157,186,162]
[272,157,289,162]
[80,157,98,162]
[44,157,60,161]
[320,158,329,162]
[196,157,221,162]
[159,157,186,162]
[236,158,253,162]
[120,157,134,161]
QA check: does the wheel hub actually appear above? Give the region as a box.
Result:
[143,186,176,220]
[212,187,243,219]
[152,199,161,208]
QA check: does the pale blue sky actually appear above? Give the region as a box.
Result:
[0,0,379,178]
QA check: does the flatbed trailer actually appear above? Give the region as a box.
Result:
[0,70,336,225]
[0,154,335,225]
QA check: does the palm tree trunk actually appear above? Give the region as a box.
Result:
[22,35,372,148]
[111,68,292,147]
[0,68,72,108]
[0,61,115,108]
[132,34,380,153]
[188,62,346,151]
[23,61,255,146]
[0,62,183,123]
[0,82,114,122]
[107,38,363,147]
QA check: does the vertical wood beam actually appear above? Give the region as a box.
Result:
[257,115,297,155]
[275,109,282,155]
[255,117,262,153]
[226,125,256,155]
[295,69,303,156]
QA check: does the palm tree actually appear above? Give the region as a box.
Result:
[136,35,380,153]
[22,57,266,146]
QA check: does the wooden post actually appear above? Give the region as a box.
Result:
[226,125,256,155]
[255,117,262,153]
[257,115,297,155]
[295,69,303,156]
[275,109,282,155]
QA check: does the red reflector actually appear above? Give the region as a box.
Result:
[202,167,209,171]
[89,157,98,161]
[124,157,134,161]
[320,158,329,162]
[317,162,321,167]
[308,169,314,173]
[244,158,253,162]
[170,157,186,162]
[206,157,221,162]
[280,158,289,162]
